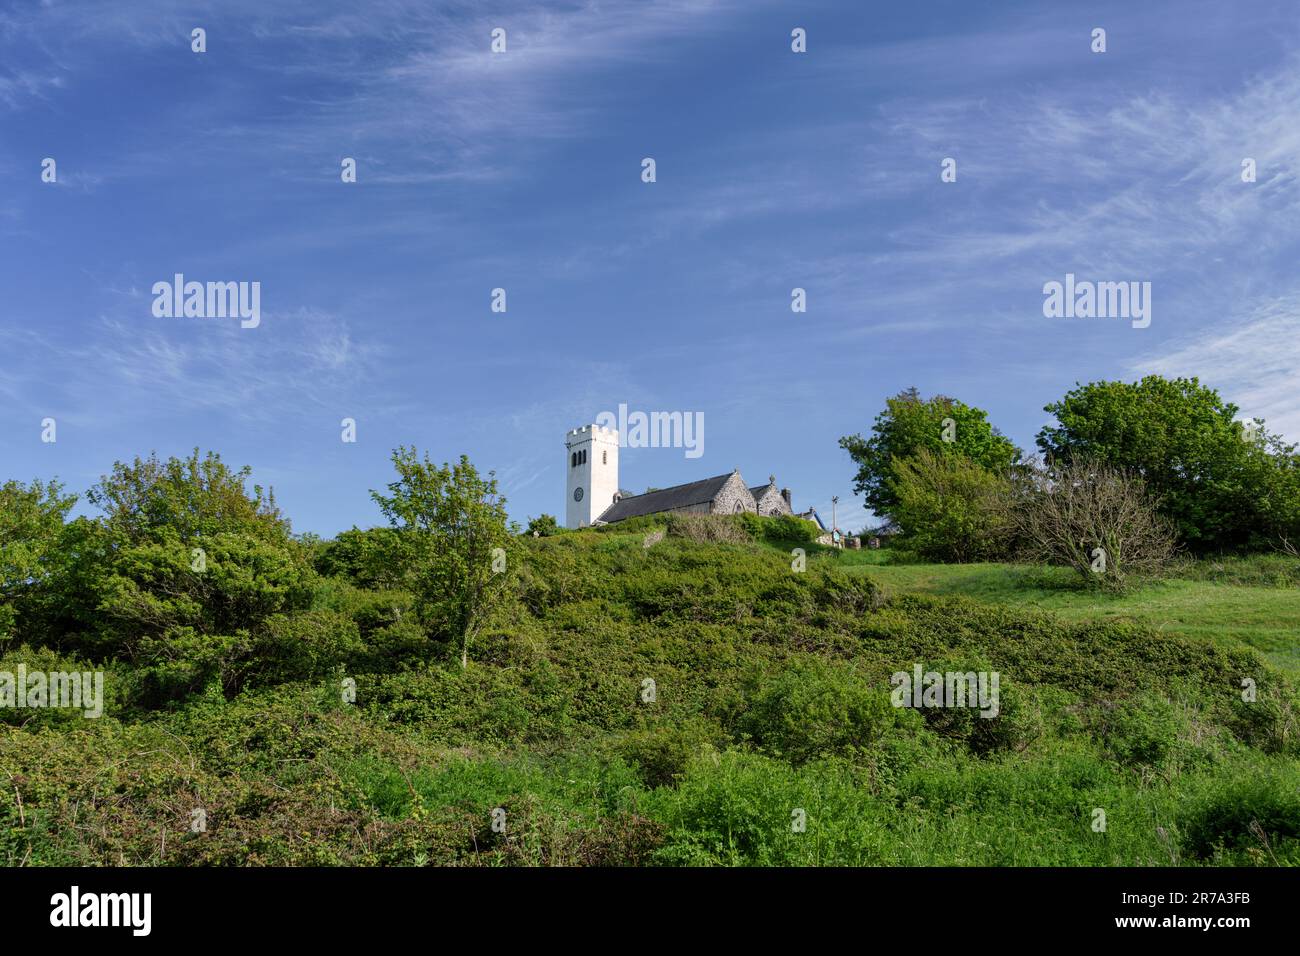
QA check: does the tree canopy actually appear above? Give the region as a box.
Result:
[1037,375,1300,550]
[371,447,513,668]
[839,388,1022,516]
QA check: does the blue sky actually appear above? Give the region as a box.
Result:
[3,0,1299,535]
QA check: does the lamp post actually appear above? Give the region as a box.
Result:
[831,496,839,540]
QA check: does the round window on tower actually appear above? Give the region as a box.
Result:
[574,487,584,502]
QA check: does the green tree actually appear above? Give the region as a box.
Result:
[87,448,286,544]
[888,448,1013,562]
[0,479,78,640]
[371,448,512,669]
[839,388,1021,517]
[40,451,317,699]
[1037,376,1299,550]
[93,527,319,693]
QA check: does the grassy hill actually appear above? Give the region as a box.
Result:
[3,520,1298,866]
[828,550,1300,676]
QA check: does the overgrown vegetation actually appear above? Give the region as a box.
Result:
[1,447,1297,866]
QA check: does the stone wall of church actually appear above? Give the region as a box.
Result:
[752,486,792,516]
[709,473,758,515]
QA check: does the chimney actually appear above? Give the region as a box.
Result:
[780,487,791,507]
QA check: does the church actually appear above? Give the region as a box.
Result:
[564,423,825,530]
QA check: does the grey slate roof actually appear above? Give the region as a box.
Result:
[749,484,775,500]
[597,473,735,523]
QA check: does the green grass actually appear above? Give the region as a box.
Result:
[819,554,1300,676]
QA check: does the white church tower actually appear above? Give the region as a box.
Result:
[565,424,619,528]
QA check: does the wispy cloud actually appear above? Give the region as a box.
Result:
[1134,296,1300,439]
[1,0,758,182]
[0,306,388,429]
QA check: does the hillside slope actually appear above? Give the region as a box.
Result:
[3,525,1298,866]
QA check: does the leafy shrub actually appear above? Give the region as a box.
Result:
[904,654,1044,756]
[254,610,365,685]
[1181,771,1300,863]
[810,570,885,617]
[314,527,403,590]
[524,514,562,537]
[1097,696,1184,768]
[91,529,318,698]
[0,645,129,728]
[590,514,666,536]
[888,448,1014,562]
[1227,686,1300,755]
[737,659,915,764]
[612,720,726,788]
[737,512,820,544]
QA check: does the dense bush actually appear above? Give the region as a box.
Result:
[737,511,821,545]
[524,514,562,537]
[665,512,752,544]
[737,659,916,764]
[313,527,404,590]
[887,448,1013,562]
[1180,772,1300,863]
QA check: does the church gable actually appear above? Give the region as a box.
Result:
[749,477,792,516]
[708,471,757,515]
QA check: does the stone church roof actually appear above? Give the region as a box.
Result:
[596,472,736,523]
